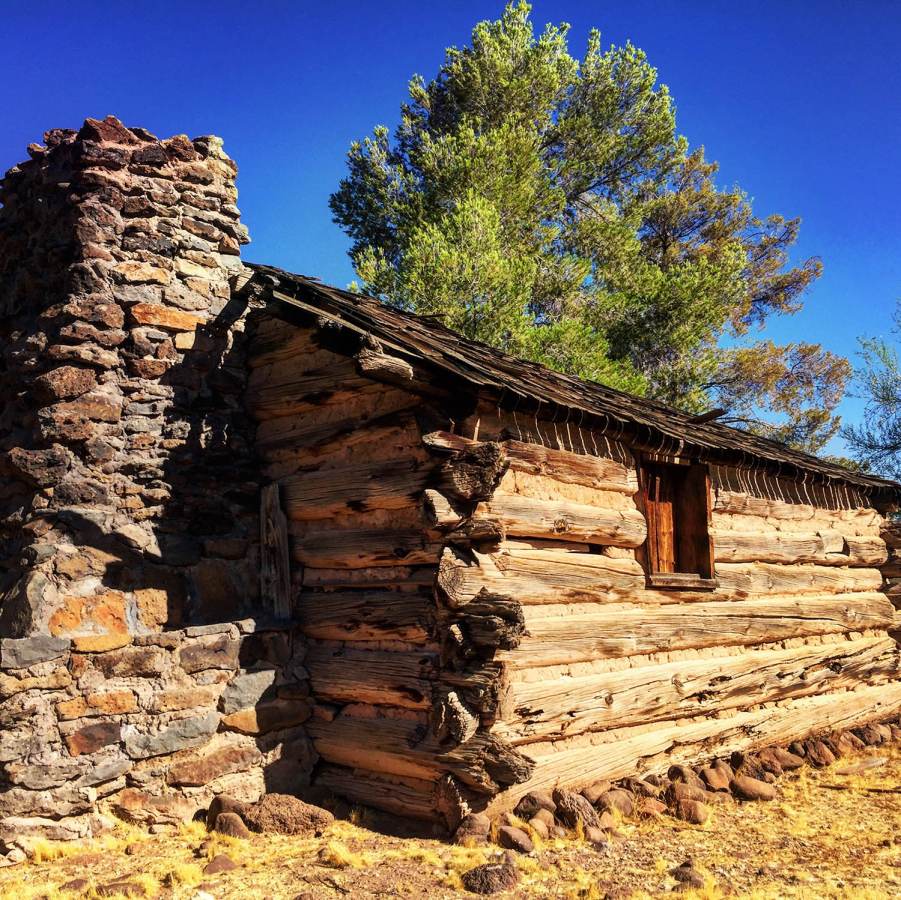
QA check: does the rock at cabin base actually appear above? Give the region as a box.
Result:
[700,766,731,792]
[497,825,533,853]
[513,790,555,819]
[580,780,612,805]
[769,747,805,771]
[730,775,776,802]
[674,799,710,825]
[803,740,836,768]
[455,813,491,845]
[596,789,634,817]
[552,787,600,829]
[668,765,706,792]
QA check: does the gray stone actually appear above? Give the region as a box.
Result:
[0,636,69,669]
[124,712,219,759]
[3,756,87,790]
[219,669,277,715]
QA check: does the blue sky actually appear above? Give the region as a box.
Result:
[4,1,900,451]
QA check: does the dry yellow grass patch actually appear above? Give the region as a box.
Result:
[0,742,897,899]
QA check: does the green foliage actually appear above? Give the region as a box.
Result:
[844,305,901,478]
[330,1,846,452]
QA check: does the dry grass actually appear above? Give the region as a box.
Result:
[1,743,899,899]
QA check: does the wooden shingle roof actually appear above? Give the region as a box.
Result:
[245,263,900,499]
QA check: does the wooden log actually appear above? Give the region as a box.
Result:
[716,561,883,596]
[246,357,370,418]
[437,544,646,608]
[280,458,433,520]
[302,565,436,590]
[247,317,325,369]
[254,385,420,452]
[305,645,438,709]
[497,592,895,667]
[495,470,639,509]
[315,764,439,822]
[260,483,292,620]
[495,634,899,742]
[489,681,901,813]
[290,525,442,569]
[354,337,415,384]
[262,417,427,479]
[712,529,887,567]
[298,590,433,643]
[439,544,885,609]
[438,442,508,503]
[423,431,636,493]
[844,536,889,566]
[306,712,534,793]
[440,589,526,656]
[474,492,646,547]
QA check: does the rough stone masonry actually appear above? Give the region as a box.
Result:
[0,117,313,846]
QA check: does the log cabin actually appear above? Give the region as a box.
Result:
[1,119,898,840]
[239,264,901,828]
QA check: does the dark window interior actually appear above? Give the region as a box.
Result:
[641,460,715,588]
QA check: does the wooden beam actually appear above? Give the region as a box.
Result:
[260,483,292,620]
[496,634,899,742]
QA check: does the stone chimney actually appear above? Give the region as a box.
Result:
[0,116,259,640]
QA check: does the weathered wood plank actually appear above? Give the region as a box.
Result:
[473,493,646,547]
[716,561,883,596]
[497,592,895,667]
[254,385,420,452]
[439,543,884,608]
[281,459,432,520]
[298,590,433,643]
[437,544,645,607]
[496,634,899,742]
[306,645,438,709]
[260,483,292,620]
[290,525,441,569]
[713,529,887,567]
[315,764,438,822]
[307,712,533,792]
[302,565,436,589]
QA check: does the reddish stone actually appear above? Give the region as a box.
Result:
[34,366,97,405]
[65,721,121,756]
[78,116,140,145]
[179,634,240,674]
[730,775,776,801]
[166,746,261,787]
[674,799,710,825]
[700,766,731,792]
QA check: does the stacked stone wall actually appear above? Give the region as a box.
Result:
[0,117,313,843]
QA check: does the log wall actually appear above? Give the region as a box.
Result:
[247,324,901,828]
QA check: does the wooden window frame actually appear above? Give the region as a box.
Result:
[636,455,716,591]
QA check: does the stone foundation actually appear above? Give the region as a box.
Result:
[0,117,312,840]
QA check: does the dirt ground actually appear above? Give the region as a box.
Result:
[3,742,900,900]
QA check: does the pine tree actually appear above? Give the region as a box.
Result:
[330,1,848,452]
